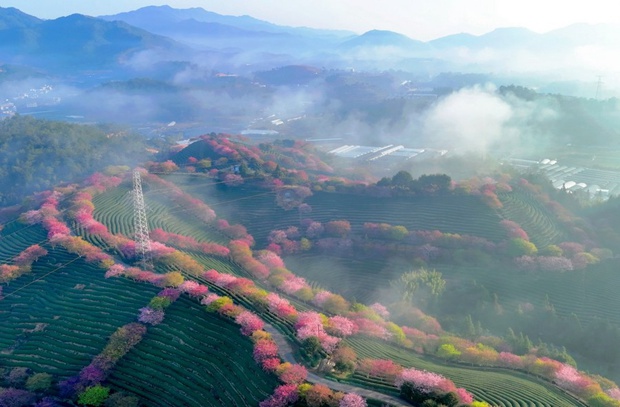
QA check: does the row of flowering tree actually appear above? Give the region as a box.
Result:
[58,322,148,404]
[149,228,230,257]
[433,337,620,405]
[0,244,48,284]
[57,286,190,406]
[21,171,620,406]
[266,217,607,271]
[217,239,620,406]
[5,175,368,406]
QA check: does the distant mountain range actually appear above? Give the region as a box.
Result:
[99,5,354,39]
[0,5,618,82]
[0,11,182,71]
[0,6,41,30]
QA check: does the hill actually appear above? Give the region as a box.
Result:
[341,30,430,52]
[159,136,620,383]
[0,115,148,205]
[0,135,617,406]
[99,5,351,58]
[99,5,354,40]
[0,6,41,30]
[0,12,181,71]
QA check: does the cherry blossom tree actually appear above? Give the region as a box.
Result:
[13,245,48,266]
[312,290,332,307]
[607,388,620,400]
[178,281,209,297]
[555,364,593,393]
[339,393,367,407]
[280,275,309,295]
[257,250,285,269]
[278,363,308,384]
[328,316,358,337]
[267,293,297,319]
[500,220,529,241]
[305,384,335,407]
[305,222,324,239]
[253,339,279,363]
[201,293,221,305]
[158,287,181,302]
[261,357,281,372]
[369,303,390,319]
[537,256,573,272]
[497,352,523,369]
[223,173,244,187]
[353,318,390,340]
[0,264,20,283]
[456,388,474,404]
[359,359,402,381]
[395,367,455,394]
[324,220,351,238]
[138,307,165,325]
[236,311,265,336]
[259,384,299,407]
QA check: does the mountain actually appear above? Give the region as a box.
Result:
[430,24,620,53]
[430,27,541,50]
[0,6,41,30]
[100,5,353,41]
[341,30,430,52]
[0,13,182,71]
[427,32,479,49]
[475,27,540,47]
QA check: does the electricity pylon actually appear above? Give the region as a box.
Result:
[132,169,152,269]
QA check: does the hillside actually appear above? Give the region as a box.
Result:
[0,6,41,30]
[2,133,619,406]
[0,12,181,71]
[0,115,148,206]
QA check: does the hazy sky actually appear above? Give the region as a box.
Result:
[4,0,619,41]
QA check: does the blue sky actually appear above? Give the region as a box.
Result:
[3,0,619,41]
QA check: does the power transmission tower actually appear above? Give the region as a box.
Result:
[595,76,604,100]
[133,169,152,269]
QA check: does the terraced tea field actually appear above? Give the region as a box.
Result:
[92,182,229,245]
[286,250,620,328]
[0,231,280,405]
[346,337,586,407]
[498,189,567,248]
[163,174,506,245]
[284,253,408,303]
[107,296,279,407]
[0,221,47,263]
[0,246,159,378]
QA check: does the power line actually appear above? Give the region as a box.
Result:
[2,256,82,299]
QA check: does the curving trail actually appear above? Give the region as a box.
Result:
[263,324,411,407]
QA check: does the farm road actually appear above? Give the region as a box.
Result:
[264,324,411,407]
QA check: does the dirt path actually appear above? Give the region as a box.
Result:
[263,324,411,407]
